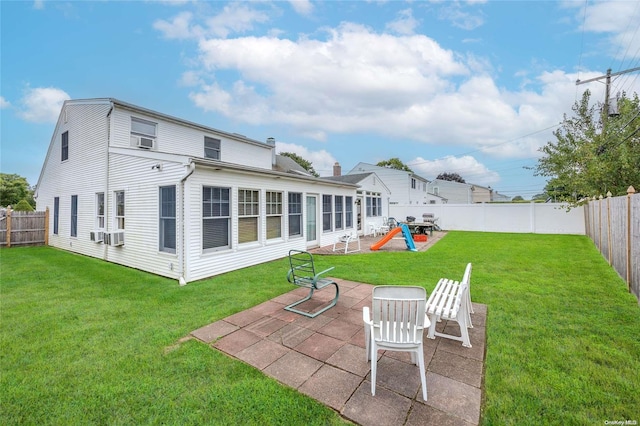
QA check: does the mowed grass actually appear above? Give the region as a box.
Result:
[1,232,639,424]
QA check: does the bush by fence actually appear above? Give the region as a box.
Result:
[584,187,639,304]
[0,207,48,248]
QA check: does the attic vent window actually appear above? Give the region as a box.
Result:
[131,117,157,149]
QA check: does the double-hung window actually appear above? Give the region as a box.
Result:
[159,186,176,253]
[131,117,157,149]
[411,178,416,189]
[266,191,282,239]
[238,189,259,244]
[345,196,353,228]
[322,195,332,232]
[70,195,78,237]
[288,192,302,237]
[96,193,105,229]
[53,197,59,235]
[334,196,343,230]
[366,193,382,217]
[203,187,230,250]
[204,136,221,160]
[115,191,125,229]
[61,131,69,161]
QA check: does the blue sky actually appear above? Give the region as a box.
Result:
[2,0,639,198]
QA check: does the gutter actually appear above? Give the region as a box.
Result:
[178,160,196,286]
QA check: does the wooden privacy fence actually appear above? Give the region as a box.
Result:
[584,187,639,303]
[0,208,49,248]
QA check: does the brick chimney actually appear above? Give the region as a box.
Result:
[333,162,341,176]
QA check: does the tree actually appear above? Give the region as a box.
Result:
[1,173,35,208]
[512,195,524,202]
[534,90,640,206]
[376,158,413,173]
[279,152,319,177]
[436,172,466,183]
[13,199,35,211]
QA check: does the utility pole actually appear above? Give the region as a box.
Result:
[576,66,640,132]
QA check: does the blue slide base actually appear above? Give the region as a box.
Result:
[400,224,418,252]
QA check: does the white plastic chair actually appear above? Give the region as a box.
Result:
[332,231,361,254]
[426,280,472,347]
[461,263,474,325]
[363,285,429,401]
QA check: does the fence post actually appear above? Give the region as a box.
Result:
[45,207,50,246]
[598,194,603,254]
[5,206,11,248]
[606,191,612,265]
[627,186,636,291]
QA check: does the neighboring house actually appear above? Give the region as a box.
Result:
[428,179,493,204]
[35,98,358,284]
[492,191,512,202]
[322,163,391,235]
[347,162,445,206]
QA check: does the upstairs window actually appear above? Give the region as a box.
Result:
[131,117,157,149]
[61,131,69,161]
[411,178,416,189]
[204,137,221,160]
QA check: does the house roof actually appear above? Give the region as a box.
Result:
[322,172,372,185]
[273,155,312,176]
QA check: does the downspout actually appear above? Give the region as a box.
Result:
[178,160,196,286]
[105,102,114,261]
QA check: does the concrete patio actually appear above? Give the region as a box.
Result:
[191,279,486,425]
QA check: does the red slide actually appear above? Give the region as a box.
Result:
[370,227,403,251]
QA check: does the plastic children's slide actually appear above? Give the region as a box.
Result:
[370,223,417,252]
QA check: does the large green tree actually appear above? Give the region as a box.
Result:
[376,158,413,173]
[0,173,35,208]
[279,152,319,177]
[436,172,465,183]
[534,90,640,204]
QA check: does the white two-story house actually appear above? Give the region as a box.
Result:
[35,98,358,284]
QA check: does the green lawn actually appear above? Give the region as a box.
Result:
[1,232,638,425]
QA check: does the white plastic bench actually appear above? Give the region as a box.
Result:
[425,278,472,347]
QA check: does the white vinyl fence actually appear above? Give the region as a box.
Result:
[389,202,585,235]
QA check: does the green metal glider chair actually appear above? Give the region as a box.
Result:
[285,250,339,318]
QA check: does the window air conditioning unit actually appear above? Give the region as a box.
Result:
[90,231,104,243]
[105,231,125,246]
[134,136,154,149]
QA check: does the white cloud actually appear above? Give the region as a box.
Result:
[275,141,337,176]
[0,96,10,109]
[437,4,485,30]
[176,11,638,162]
[410,155,500,186]
[288,0,313,16]
[33,0,44,10]
[154,4,269,40]
[385,8,419,35]
[18,87,70,123]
